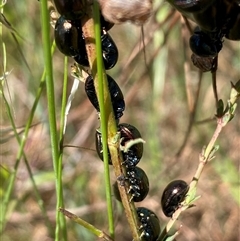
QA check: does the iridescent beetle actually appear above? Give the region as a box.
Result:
[119,123,143,167]
[126,166,149,202]
[161,179,189,217]
[113,166,149,202]
[55,16,118,69]
[136,207,161,241]
[85,74,125,120]
[167,0,240,67]
[95,123,143,166]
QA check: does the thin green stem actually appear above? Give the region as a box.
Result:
[158,81,240,241]
[59,208,113,241]
[0,10,53,235]
[80,2,141,240]
[40,1,65,240]
[92,2,114,237]
[58,56,69,240]
[0,81,54,236]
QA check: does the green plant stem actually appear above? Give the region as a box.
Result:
[158,119,224,241]
[81,2,115,237]
[93,3,115,238]
[158,82,240,241]
[81,2,141,240]
[59,208,113,241]
[0,81,54,236]
[40,1,66,240]
[1,20,53,236]
[57,56,69,241]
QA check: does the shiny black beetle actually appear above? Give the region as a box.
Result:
[55,16,118,69]
[136,207,161,241]
[161,180,189,217]
[113,167,149,202]
[95,123,143,166]
[85,74,125,120]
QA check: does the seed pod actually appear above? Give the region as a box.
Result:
[98,0,153,25]
[161,180,189,217]
[136,207,161,241]
[85,75,125,120]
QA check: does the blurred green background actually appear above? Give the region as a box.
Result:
[1,1,239,241]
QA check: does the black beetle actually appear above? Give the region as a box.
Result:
[113,167,149,202]
[126,166,149,202]
[136,207,161,241]
[55,16,118,69]
[95,123,143,166]
[85,74,125,120]
[74,31,118,69]
[189,27,222,57]
[119,123,143,167]
[54,16,87,59]
[161,180,189,217]
[101,32,119,69]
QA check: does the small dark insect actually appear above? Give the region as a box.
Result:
[161,180,189,217]
[167,0,240,69]
[74,31,119,69]
[85,74,125,120]
[98,0,153,25]
[53,0,85,20]
[119,123,143,167]
[54,16,87,60]
[126,166,149,202]
[55,16,118,69]
[95,123,143,166]
[136,207,161,241]
[101,32,119,69]
[113,167,149,202]
[189,27,222,57]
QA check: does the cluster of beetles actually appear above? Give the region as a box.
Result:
[167,0,240,71]
[51,0,240,240]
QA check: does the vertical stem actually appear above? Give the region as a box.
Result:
[58,56,69,240]
[81,2,115,237]
[40,1,66,240]
[93,3,115,238]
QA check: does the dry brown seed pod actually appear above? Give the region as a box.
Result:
[98,0,153,25]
